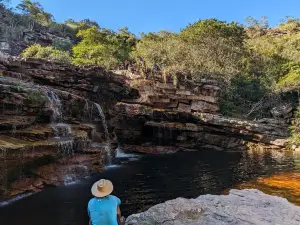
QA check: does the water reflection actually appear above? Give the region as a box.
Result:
[0,149,300,225]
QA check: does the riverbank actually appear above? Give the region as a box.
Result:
[125,189,300,225]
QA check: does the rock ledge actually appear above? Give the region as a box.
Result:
[125,189,300,225]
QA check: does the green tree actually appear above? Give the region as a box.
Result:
[17,0,53,25]
[277,62,300,105]
[134,19,247,81]
[72,26,136,68]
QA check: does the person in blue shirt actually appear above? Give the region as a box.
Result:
[88,179,123,225]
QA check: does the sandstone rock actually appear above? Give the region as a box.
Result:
[115,103,289,151]
[191,101,219,112]
[126,189,300,225]
[177,103,191,113]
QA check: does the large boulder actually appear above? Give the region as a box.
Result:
[126,189,300,225]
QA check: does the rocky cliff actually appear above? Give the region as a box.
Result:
[125,189,300,225]
[114,74,289,153]
[0,57,292,201]
[0,5,75,56]
[0,57,138,200]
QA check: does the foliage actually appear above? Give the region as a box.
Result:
[22,44,72,64]
[65,18,100,31]
[288,107,300,147]
[278,17,300,32]
[133,19,246,80]
[52,38,73,51]
[21,44,41,57]
[2,0,300,123]
[277,62,300,93]
[72,26,136,68]
[219,74,271,117]
[47,22,77,39]
[17,0,53,26]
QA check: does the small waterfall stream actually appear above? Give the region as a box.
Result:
[51,124,74,156]
[94,103,109,139]
[94,103,113,165]
[44,90,63,122]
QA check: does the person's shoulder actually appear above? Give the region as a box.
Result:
[88,197,96,205]
[109,195,121,204]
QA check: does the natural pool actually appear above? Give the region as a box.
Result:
[0,149,299,225]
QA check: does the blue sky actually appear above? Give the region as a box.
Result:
[10,0,300,34]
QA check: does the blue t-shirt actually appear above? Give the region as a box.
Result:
[88,195,121,225]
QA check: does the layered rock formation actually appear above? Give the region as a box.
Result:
[0,58,138,200]
[125,189,300,225]
[115,75,289,152]
[0,57,292,201]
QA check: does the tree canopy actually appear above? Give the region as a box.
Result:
[17,0,53,25]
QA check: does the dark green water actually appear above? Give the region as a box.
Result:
[0,149,299,225]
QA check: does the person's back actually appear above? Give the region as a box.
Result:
[88,195,121,225]
[88,179,123,225]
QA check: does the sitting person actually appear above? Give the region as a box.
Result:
[88,179,124,225]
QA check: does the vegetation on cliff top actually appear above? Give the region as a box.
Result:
[1,1,300,121]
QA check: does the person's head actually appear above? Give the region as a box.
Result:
[91,179,113,198]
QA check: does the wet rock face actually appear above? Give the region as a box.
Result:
[0,58,138,200]
[125,189,300,225]
[0,122,101,198]
[114,103,289,152]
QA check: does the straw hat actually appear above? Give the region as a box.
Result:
[91,179,113,197]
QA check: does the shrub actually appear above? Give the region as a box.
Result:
[288,107,300,147]
[35,46,52,58]
[22,44,72,64]
[49,49,72,64]
[52,38,73,51]
[21,44,41,58]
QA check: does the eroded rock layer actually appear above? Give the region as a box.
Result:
[0,58,138,200]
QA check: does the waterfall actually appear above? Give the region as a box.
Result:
[51,123,75,156]
[115,146,139,158]
[44,90,62,122]
[52,123,72,137]
[58,139,74,156]
[94,103,109,139]
[94,103,114,165]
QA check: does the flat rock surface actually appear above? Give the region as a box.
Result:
[125,189,300,225]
